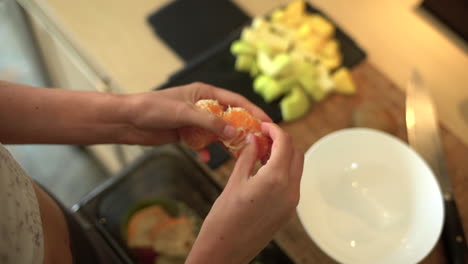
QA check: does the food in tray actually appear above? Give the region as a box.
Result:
[179,99,272,162]
[231,0,357,121]
[124,200,200,264]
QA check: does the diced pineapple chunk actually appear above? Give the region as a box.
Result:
[332,67,357,94]
[299,35,326,53]
[284,0,306,19]
[252,17,269,30]
[320,40,340,58]
[306,14,335,39]
[271,9,285,22]
[320,54,342,71]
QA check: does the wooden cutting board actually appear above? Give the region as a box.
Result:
[213,60,468,263]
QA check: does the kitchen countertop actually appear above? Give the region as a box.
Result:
[19,0,468,146]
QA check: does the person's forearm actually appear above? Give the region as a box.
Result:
[0,81,135,144]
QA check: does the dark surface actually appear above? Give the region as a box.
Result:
[442,199,468,263]
[422,0,468,43]
[147,0,250,62]
[75,145,294,264]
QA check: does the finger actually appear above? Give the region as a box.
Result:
[181,105,237,140]
[289,149,304,191]
[196,83,272,122]
[197,148,211,163]
[230,134,258,183]
[261,122,293,171]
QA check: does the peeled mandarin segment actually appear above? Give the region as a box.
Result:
[126,206,171,248]
[222,107,271,160]
[179,100,272,162]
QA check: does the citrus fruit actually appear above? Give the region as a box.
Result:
[126,206,171,248]
[221,107,271,161]
[179,99,272,162]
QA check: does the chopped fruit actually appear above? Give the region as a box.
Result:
[230,40,256,56]
[280,87,310,121]
[319,39,340,57]
[299,74,320,99]
[332,67,356,94]
[235,54,256,72]
[152,217,196,257]
[222,107,272,161]
[253,74,273,94]
[260,76,295,103]
[270,9,285,22]
[283,0,306,26]
[179,100,272,162]
[299,35,325,53]
[126,206,171,248]
[231,1,358,121]
[250,62,260,77]
[260,78,282,103]
[178,100,223,150]
[257,51,274,75]
[320,53,342,71]
[258,51,292,77]
[306,14,335,39]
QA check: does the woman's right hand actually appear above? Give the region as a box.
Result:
[186,122,304,264]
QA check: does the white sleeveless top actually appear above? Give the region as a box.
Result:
[0,144,44,264]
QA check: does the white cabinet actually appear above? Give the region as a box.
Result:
[18,1,145,174]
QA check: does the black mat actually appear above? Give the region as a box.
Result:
[147,0,250,62]
[422,0,468,43]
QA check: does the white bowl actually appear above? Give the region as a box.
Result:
[297,128,444,264]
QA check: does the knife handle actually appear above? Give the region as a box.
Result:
[443,199,468,264]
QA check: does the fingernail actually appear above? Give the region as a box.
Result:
[223,125,236,139]
[246,133,254,144]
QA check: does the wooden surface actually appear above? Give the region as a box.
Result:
[20,0,468,146]
[215,61,468,263]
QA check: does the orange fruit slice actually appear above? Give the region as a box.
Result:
[152,216,195,257]
[222,107,271,161]
[179,99,272,162]
[126,205,171,248]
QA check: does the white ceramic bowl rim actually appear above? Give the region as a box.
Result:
[297,128,444,264]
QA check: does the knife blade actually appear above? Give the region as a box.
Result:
[406,70,468,263]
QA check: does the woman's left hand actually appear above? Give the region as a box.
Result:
[122,82,271,146]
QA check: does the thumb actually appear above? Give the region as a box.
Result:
[185,107,237,140]
[230,134,258,183]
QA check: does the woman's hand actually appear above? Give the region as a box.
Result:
[186,123,304,264]
[123,82,271,146]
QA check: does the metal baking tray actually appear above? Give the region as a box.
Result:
[73,144,293,263]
